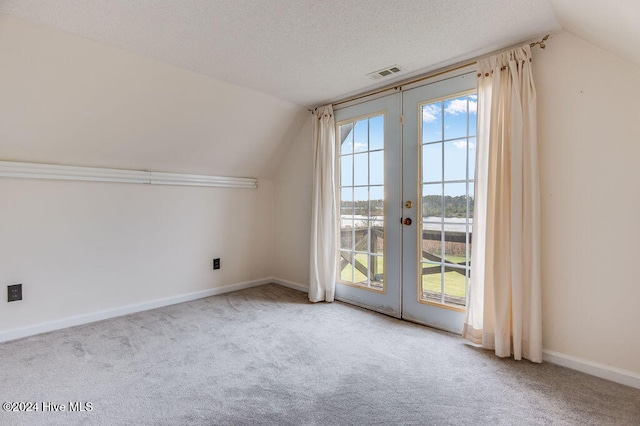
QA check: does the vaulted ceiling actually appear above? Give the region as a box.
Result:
[2,1,638,107]
[0,0,560,108]
[0,1,638,178]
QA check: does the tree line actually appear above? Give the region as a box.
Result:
[341,195,472,218]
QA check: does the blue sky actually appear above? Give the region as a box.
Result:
[340,93,477,205]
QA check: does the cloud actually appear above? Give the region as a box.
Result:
[354,142,368,151]
[422,104,441,123]
[445,98,477,115]
[453,140,476,150]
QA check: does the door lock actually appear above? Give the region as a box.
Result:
[405,201,412,209]
[403,218,412,226]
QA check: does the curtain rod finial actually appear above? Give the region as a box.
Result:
[530,34,550,50]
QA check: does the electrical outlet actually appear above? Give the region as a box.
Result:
[8,284,22,302]
[213,258,221,270]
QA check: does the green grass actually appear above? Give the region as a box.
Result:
[340,253,383,284]
[339,253,468,300]
[422,255,467,298]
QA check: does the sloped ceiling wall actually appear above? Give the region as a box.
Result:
[550,0,640,67]
[0,14,307,179]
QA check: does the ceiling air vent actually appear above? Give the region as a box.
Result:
[367,65,404,80]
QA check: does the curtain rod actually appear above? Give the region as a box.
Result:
[309,34,551,112]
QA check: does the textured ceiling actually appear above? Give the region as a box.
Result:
[0,0,560,107]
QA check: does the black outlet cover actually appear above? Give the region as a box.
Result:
[8,284,22,302]
[213,258,221,270]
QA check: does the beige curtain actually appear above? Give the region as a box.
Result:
[309,105,338,302]
[463,45,542,362]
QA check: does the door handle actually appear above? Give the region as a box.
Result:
[403,218,412,226]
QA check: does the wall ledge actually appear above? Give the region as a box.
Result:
[543,349,640,390]
[0,160,258,188]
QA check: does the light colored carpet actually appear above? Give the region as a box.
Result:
[0,284,638,425]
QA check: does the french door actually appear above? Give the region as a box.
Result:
[334,93,402,317]
[335,73,477,334]
[401,73,476,333]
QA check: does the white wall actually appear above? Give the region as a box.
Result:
[534,31,640,374]
[272,31,640,375]
[0,178,274,331]
[273,116,313,285]
[0,15,289,333]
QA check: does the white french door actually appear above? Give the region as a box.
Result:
[335,73,477,334]
[334,93,402,317]
[402,74,476,333]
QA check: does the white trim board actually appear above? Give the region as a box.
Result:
[0,278,272,344]
[270,277,309,293]
[0,161,258,189]
[270,279,640,389]
[543,350,640,390]
[266,278,640,389]
[3,277,637,390]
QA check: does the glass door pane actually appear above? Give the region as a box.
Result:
[338,115,385,291]
[419,95,476,309]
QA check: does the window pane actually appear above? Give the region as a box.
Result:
[444,230,466,264]
[353,187,368,216]
[468,182,475,219]
[354,119,368,153]
[369,151,384,185]
[340,250,355,283]
[370,115,384,150]
[422,102,442,143]
[444,269,466,307]
[422,228,442,263]
[340,219,354,250]
[444,183,466,220]
[469,137,476,180]
[468,94,477,136]
[369,186,384,218]
[353,153,368,186]
[354,254,369,285]
[340,125,353,155]
[444,96,468,140]
[354,223,369,253]
[370,223,384,254]
[444,139,468,182]
[341,155,352,186]
[422,142,442,183]
[422,266,442,303]
[341,187,353,217]
[422,184,442,220]
[370,255,384,287]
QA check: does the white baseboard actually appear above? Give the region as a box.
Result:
[543,349,640,389]
[270,277,309,293]
[5,279,637,391]
[0,278,272,344]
